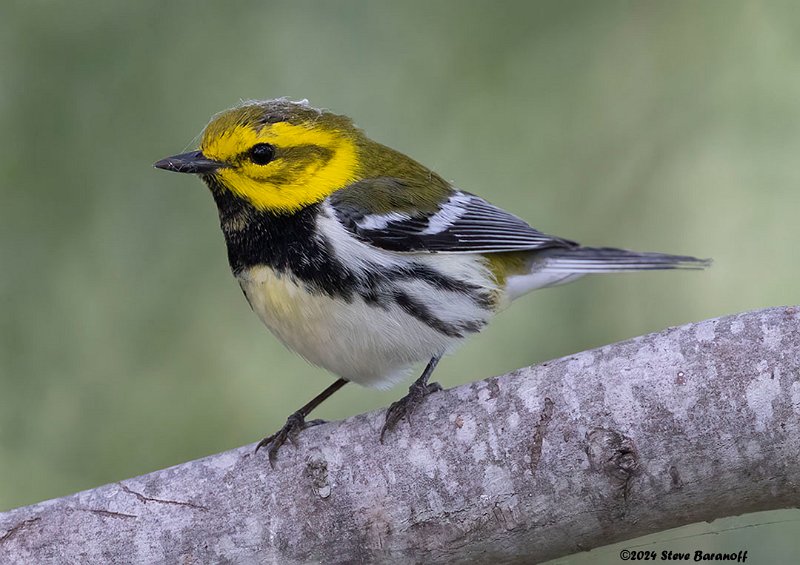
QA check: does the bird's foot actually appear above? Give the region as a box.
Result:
[255,412,326,467]
[380,380,442,442]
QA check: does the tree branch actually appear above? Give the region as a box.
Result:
[2,307,799,564]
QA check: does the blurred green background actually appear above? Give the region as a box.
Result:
[1,0,798,561]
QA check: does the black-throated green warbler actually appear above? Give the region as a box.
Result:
[155,98,709,464]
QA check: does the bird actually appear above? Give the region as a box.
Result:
[155,98,709,465]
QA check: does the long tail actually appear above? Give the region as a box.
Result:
[539,246,712,273]
[504,246,710,299]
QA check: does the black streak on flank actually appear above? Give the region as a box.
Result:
[389,264,494,309]
[393,290,485,338]
[393,290,465,338]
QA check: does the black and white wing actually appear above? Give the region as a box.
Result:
[331,187,576,254]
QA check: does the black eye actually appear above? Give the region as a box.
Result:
[248,143,276,165]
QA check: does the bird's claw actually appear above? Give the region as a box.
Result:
[255,412,326,467]
[380,380,442,442]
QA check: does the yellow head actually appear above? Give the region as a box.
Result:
[156,99,362,214]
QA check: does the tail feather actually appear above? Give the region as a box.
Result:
[540,246,712,273]
[503,246,710,300]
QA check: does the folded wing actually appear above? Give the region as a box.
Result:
[331,185,575,254]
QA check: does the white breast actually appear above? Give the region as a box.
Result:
[239,266,469,389]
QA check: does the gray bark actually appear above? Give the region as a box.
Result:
[1,306,799,564]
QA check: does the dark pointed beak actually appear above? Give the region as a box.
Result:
[154,151,226,174]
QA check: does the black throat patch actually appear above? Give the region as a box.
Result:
[204,175,359,300]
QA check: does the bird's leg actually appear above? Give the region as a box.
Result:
[256,378,348,467]
[381,354,443,442]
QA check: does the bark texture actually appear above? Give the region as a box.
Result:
[1,307,799,564]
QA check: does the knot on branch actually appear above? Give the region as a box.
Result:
[305,451,332,499]
[586,427,640,500]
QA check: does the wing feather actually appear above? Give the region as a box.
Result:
[331,187,575,254]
